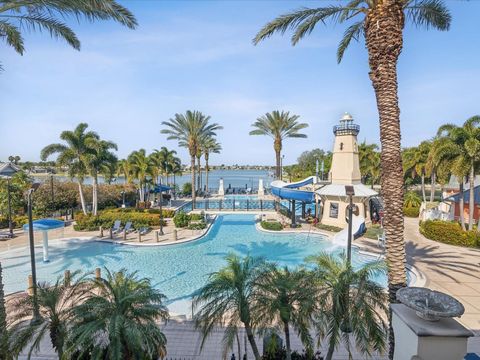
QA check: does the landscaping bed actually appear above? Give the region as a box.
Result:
[419,220,480,248]
[74,210,167,231]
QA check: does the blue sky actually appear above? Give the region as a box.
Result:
[1,0,479,166]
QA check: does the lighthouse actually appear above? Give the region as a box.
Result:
[316,113,378,228]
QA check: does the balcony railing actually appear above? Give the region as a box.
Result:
[333,123,360,135]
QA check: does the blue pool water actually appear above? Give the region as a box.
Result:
[0,214,399,314]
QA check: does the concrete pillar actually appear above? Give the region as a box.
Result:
[291,200,296,227]
[391,304,472,360]
[42,231,49,262]
[99,226,104,238]
[155,230,159,242]
[138,232,142,242]
[173,229,177,241]
[95,268,101,279]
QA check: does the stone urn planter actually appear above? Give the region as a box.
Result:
[396,287,465,321]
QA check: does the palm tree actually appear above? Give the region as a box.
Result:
[65,268,169,360]
[7,271,91,359]
[193,254,266,360]
[41,123,98,215]
[434,116,480,230]
[359,142,380,187]
[307,253,388,360]
[0,0,136,70]
[117,159,133,184]
[203,137,222,193]
[152,147,177,185]
[253,4,451,357]
[253,265,315,360]
[85,138,118,215]
[0,265,7,359]
[403,141,431,203]
[404,191,421,208]
[170,158,182,199]
[249,111,308,179]
[161,111,222,204]
[128,149,154,204]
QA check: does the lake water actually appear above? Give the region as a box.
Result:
[36,169,274,190]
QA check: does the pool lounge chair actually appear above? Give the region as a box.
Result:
[0,232,12,240]
[111,220,122,234]
[138,227,150,236]
[123,221,133,234]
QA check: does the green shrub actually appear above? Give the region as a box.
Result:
[404,191,422,208]
[261,221,283,231]
[419,220,480,248]
[188,221,207,230]
[189,213,204,221]
[404,206,420,218]
[0,215,32,229]
[364,224,383,240]
[173,212,190,228]
[74,211,166,231]
[107,208,175,218]
[182,182,192,196]
[315,223,342,233]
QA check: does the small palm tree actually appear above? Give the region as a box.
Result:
[249,111,308,179]
[84,138,118,215]
[7,271,91,359]
[403,141,432,203]
[203,137,222,193]
[193,254,266,360]
[41,123,98,215]
[404,191,421,208]
[170,158,182,199]
[307,253,388,360]
[253,265,316,360]
[128,149,154,203]
[161,111,222,204]
[0,0,136,70]
[359,142,380,187]
[434,116,480,231]
[65,268,169,360]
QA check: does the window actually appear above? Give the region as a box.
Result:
[329,203,339,218]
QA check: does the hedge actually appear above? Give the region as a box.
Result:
[173,212,205,228]
[261,221,283,231]
[0,215,32,229]
[315,223,342,233]
[419,220,480,248]
[74,211,166,231]
[404,206,420,218]
[107,208,175,218]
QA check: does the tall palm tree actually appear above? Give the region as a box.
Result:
[253,5,450,356]
[7,271,91,359]
[253,265,316,360]
[0,0,137,70]
[117,159,133,184]
[128,149,154,204]
[359,142,380,187]
[85,138,118,215]
[307,253,388,360]
[65,269,169,359]
[151,147,177,185]
[434,116,480,230]
[170,158,182,199]
[193,254,266,360]
[249,111,308,179]
[203,137,222,193]
[161,111,222,204]
[41,123,98,215]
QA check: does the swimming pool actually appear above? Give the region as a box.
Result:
[0,214,403,315]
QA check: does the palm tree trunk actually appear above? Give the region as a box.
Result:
[430,171,436,203]
[325,343,335,360]
[92,175,98,216]
[275,150,281,179]
[0,264,7,359]
[283,321,291,360]
[236,332,242,360]
[245,325,261,360]
[197,156,201,194]
[205,156,209,194]
[469,164,475,230]
[78,181,87,215]
[365,3,407,359]
[459,181,466,231]
[421,173,426,203]
[191,156,196,205]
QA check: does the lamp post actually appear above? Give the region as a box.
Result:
[345,185,355,265]
[27,182,41,323]
[7,177,13,237]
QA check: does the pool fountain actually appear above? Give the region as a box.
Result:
[23,218,65,262]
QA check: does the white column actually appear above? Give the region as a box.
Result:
[391,304,472,360]
[258,179,264,197]
[218,178,225,196]
[42,231,49,262]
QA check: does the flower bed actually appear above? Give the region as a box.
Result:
[260,221,283,231]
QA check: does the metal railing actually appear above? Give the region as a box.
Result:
[192,199,277,212]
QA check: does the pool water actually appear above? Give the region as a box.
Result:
[0,214,399,315]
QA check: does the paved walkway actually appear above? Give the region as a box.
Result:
[5,216,480,358]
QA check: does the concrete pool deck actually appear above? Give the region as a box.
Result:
[3,215,480,358]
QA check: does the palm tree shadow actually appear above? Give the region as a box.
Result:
[406,240,480,282]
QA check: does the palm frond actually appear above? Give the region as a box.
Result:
[337,21,363,63]
[406,0,451,31]
[0,20,24,54]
